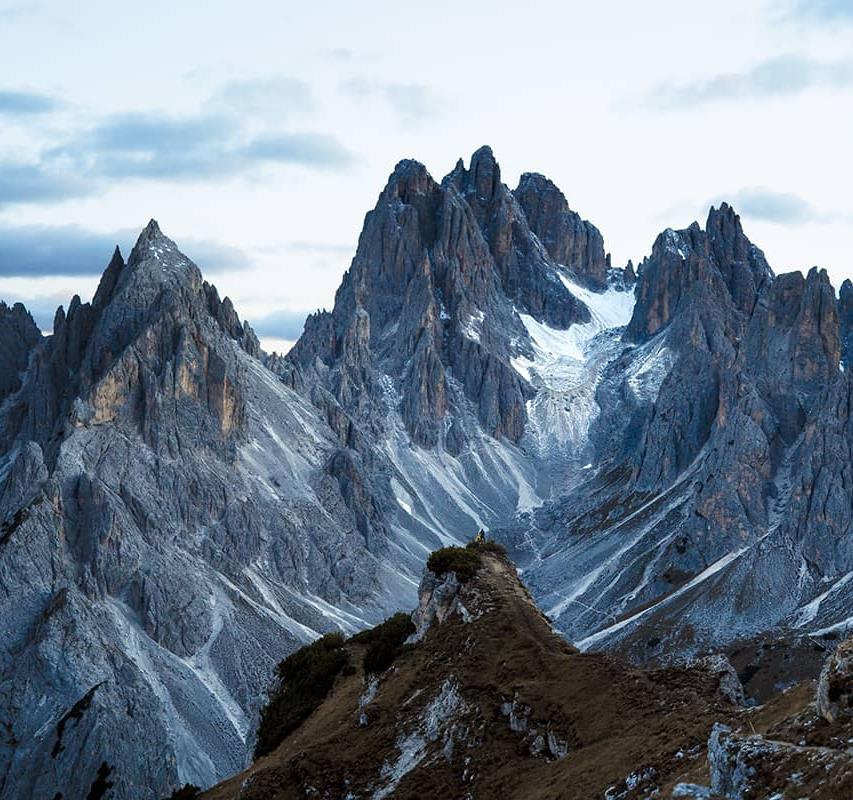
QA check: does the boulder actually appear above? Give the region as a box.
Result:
[817,637,853,723]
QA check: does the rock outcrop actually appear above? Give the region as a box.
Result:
[817,637,853,723]
[514,171,608,290]
[0,223,417,799]
[0,300,41,404]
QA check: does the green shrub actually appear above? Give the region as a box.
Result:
[164,786,201,800]
[350,612,415,674]
[254,632,349,759]
[427,546,482,582]
[466,537,506,556]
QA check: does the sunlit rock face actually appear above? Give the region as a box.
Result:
[2,148,853,798]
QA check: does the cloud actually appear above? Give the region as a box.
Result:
[0,222,250,278]
[0,110,354,206]
[647,54,853,109]
[715,188,853,225]
[0,162,91,204]
[178,238,250,272]
[241,133,353,168]
[776,0,853,22]
[341,78,439,124]
[284,240,354,255]
[0,3,38,23]
[249,308,311,340]
[208,77,314,117]
[0,89,61,115]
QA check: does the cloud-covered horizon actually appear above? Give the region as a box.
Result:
[0,222,250,278]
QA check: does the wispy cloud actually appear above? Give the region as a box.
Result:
[0,222,250,278]
[340,78,440,124]
[0,107,354,207]
[646,54,853,109]
[0,89,61,115]
[0,224,123,278]
[249,308,310,340]
[284,240,354,255]
[0,162,90,204]
[0,3,38,23]
[207,77,315,118]
[775,0,853,23]
[716,188,853,225]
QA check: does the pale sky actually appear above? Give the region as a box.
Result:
[1,0,851,353]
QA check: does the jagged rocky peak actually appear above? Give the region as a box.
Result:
[1,220,261,458]
[289,145,612,450]
[513,171,608,290]
[747,267,842,394]
[0,300,42,403]
[839,278,853,369]
[706,202,773,313]
[627,204,772,342]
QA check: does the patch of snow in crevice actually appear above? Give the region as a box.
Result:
[372,678,467,800]
[391,477,414,516]
[358,676,379,727]
[625,338,673,403]
[512,279,635,460]
[242,568,320,642]
[577,545,751,650]
[662,228,689,260]
[460,309,485,343]
[291,588,370,634]
[183,587,251,741]
[795,569,853,628]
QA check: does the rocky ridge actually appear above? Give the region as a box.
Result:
[202,551,853,800]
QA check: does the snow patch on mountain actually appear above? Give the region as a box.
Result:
[512,280,636,463]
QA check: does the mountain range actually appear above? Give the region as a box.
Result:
[2,146,853,798]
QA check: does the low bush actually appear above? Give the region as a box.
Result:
[350,612,415,674]
[466,537,506,557]
[254,632,349,759]
[165,786,201,800]
[427,546,482,582]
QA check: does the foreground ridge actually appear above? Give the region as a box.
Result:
[202,547,853,800]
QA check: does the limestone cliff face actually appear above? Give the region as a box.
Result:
[522,197,853,667]
[288,146,604,452]
[514,171,608,290]
[0,223,414,800]
[0,301,41,405]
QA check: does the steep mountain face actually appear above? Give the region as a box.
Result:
[518,205,852,667]
[203,552,853,800]
[0,224,424,799]
[0,301,40,403]
[2,145,853,798]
